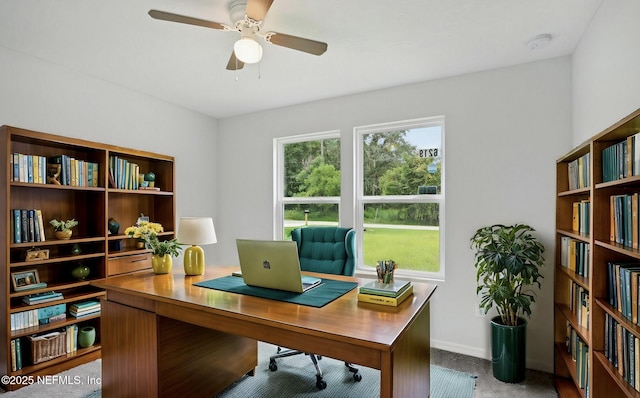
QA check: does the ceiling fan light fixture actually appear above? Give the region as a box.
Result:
[234,37,263,64]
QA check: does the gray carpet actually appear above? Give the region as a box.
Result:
[217,342,475,398]
[0,342,477,398]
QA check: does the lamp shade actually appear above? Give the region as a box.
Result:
[233,37,263,64]
[177,217,217,246]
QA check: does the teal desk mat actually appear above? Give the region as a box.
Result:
[194,276,358,308]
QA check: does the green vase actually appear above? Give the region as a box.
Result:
[491,316,527,383]
[71,264,90,280]
[78,326,96,348]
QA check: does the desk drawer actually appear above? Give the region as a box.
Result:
[108,253,152,276]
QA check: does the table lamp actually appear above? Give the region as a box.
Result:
[177,217,217,276]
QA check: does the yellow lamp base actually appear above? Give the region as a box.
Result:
[184,245,205,275]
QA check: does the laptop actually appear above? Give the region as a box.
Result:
[235,239,322,293]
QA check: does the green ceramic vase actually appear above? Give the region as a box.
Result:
[78,326,96,348]
[491,316,527,383]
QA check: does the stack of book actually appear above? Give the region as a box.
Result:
[357,279,413,306]
[22,291,63,305]
[69,300,100,318]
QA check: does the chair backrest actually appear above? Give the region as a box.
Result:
[291,226,356,276]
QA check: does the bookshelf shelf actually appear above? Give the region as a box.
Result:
[555,108,640,397]
[0,125,175,390]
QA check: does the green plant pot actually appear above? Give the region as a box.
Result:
[78,326,96,348]
[491,316,527,383]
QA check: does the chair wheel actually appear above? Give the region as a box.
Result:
[316,377,327,390]
[269,360,278,371]
[353,373,362,382]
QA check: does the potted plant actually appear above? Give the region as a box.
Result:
[470,223,545,383]
[146,235,183,274]
[50,218,79,240]
[125,220,164,248]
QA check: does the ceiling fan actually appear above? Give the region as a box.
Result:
[148,0,328,70]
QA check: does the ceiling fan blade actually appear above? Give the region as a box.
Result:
[226,52,245,70]
[245,0,274,22]
[265,32,328,56]
[148,10,226,30]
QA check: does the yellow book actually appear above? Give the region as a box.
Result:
[358,285,413,307]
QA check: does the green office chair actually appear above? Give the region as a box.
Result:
[268,226,361,390]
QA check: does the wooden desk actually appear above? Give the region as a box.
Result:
[95,266,437,398]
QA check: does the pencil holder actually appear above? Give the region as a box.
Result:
[376,260,396,283]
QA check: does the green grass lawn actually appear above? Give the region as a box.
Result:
[363,227,439,272]
[284,226,439,272]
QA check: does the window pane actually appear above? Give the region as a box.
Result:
[363,127,441,196]
[362,203,440,272]
[283,203,339,239]
[284,138,341,197]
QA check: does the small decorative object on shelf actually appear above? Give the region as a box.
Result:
[49,218,78,240]
[144,171,156,188]
[376,260,396,283]
[11,269,45,291]
[107,218,120,235]
[71,263,90,280]
[77,326,96,348]
[71,243,82,255]
[25,248,49,262]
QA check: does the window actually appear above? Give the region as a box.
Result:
[274,131,341,239]
[355,117,444,280]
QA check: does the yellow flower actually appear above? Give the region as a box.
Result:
[125,221,164,240]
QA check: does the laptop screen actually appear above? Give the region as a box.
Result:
[236,239,321,293]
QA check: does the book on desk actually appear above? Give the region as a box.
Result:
[357,280,413,306]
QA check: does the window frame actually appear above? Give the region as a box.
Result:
[354,116,445,281]
[273,130,342,239]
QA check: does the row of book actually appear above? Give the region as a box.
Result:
[607,262,640,325]
[568,152,590,190]
[605,313,640,392]
[22,291,63,305]
[357,279,413,307]
[565,322,589,393]
[572,200,590,235]
[11,153,48,185]
[10,299,100,331]
[11,208,46,244]
[559,237,590,278]
[610,193,640,249]
[11,303,67,331]
[109,155,142,190]
[10,324,85,371]
[569,281,589,330]
[49,154,99,187]
[10,152,99,187]
[602,132,640,183]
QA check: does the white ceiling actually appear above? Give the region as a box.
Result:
[0,0,603,119]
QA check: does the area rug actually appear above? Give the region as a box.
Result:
[0,343,476,398]
[215,342,476,398]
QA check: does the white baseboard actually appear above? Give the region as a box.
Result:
[430,339,553,373]
[431,338,489,360]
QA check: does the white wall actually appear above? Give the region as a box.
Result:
[0,46,219,261]
[218,57,572,372]
[572,0,640,142]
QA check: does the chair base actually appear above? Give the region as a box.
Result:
[269,347,362,390]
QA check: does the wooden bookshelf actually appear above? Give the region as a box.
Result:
[0,126,175,390]
[555,108,640,397]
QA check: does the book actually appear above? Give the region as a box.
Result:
[70,300,100,309]
[359,279,411,297]
[22,291,63,305]
[358,285,414,306]
[38,303,66,324]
